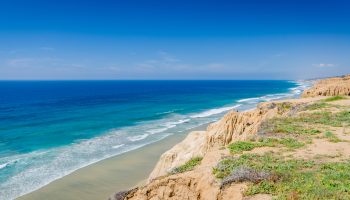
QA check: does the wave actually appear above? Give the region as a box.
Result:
[127,134,149,141]
[0,162,9,170]
[235,81,310,106]
[112,144,125,149]
[190,104,242,118]
[146,119,190,135]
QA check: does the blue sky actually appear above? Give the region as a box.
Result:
[0,0,349,80]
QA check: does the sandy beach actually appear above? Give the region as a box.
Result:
[17,124,208,200]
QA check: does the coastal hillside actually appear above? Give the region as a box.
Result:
[111,75,350,200]
[302,74,350,97]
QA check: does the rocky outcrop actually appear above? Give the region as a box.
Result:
[148,131,207,181]
[302,74,350,97]
[123,148,237,200]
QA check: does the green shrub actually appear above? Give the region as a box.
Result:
[228,141,256,154]
[228,137,305,155]
[324,131,342,143]
[170,157,202,174]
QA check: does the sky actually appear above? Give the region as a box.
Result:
[0,0,349,80]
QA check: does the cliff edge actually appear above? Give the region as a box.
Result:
[302,74,350,97]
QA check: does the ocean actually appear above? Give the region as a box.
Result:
[0,80,310,199]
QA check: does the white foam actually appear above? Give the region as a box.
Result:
[127,134,149,141]
[156,110,175,115]
[0,162,9,170]
[237,97,260,102]
[146,127,168,134]
[112,144,125,149]
[190,104,241,118]
[146,119,190,134]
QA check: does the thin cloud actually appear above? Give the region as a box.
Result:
[312,63,336,68]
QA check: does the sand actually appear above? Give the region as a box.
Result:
[17,125,208,200]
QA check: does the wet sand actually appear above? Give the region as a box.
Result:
[18,124,208,200]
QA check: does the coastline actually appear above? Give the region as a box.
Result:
[17,124,208,200]
[119,74,350,200]
[11,81,308,200]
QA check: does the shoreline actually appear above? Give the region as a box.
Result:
[17,124,208,200]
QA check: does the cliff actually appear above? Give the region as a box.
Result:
[110,75,350,200]
[302,74,350,97]
[148,101,302,180]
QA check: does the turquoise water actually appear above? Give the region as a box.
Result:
[0,80,309,199]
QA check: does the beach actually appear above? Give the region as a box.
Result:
[18,124,207,200]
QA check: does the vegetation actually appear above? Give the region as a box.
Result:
[322,96,347,102]
[324,131,342,143]
[279,138,304,149]
[262,111,350,137]
[299,111,350,127]
[228,138,304,154]
[303,102,329,111]
[213,153,350,199]
[170,157,203,174]
[262,117,321,135]
[228,141,256,154]
[275,102,293,113]
[217,97,350,198]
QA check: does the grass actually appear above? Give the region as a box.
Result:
[228,138,304,154]
[299,111,350,127]
[324,131,342,143]
[279,138,305,149]
[262,111,350,136]
[303,102,329,111]
[213,153,350,199]
[170,157,203,174]
[228,141,256,154]
[322,96,347,102]
[261,117,321,135]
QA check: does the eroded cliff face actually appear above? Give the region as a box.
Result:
[148,101,299,181]
[302,74,350,97]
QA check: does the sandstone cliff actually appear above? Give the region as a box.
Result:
[302,74,350,97]
[148,101,301,180]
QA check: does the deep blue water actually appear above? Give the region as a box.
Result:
[0,80,309,199]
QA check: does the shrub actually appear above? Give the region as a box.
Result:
[170,157,203,174]
[228,141,256,154]
[220,166,272,188]
[324,131,342,143]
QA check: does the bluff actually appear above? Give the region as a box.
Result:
[302,74,350,97]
